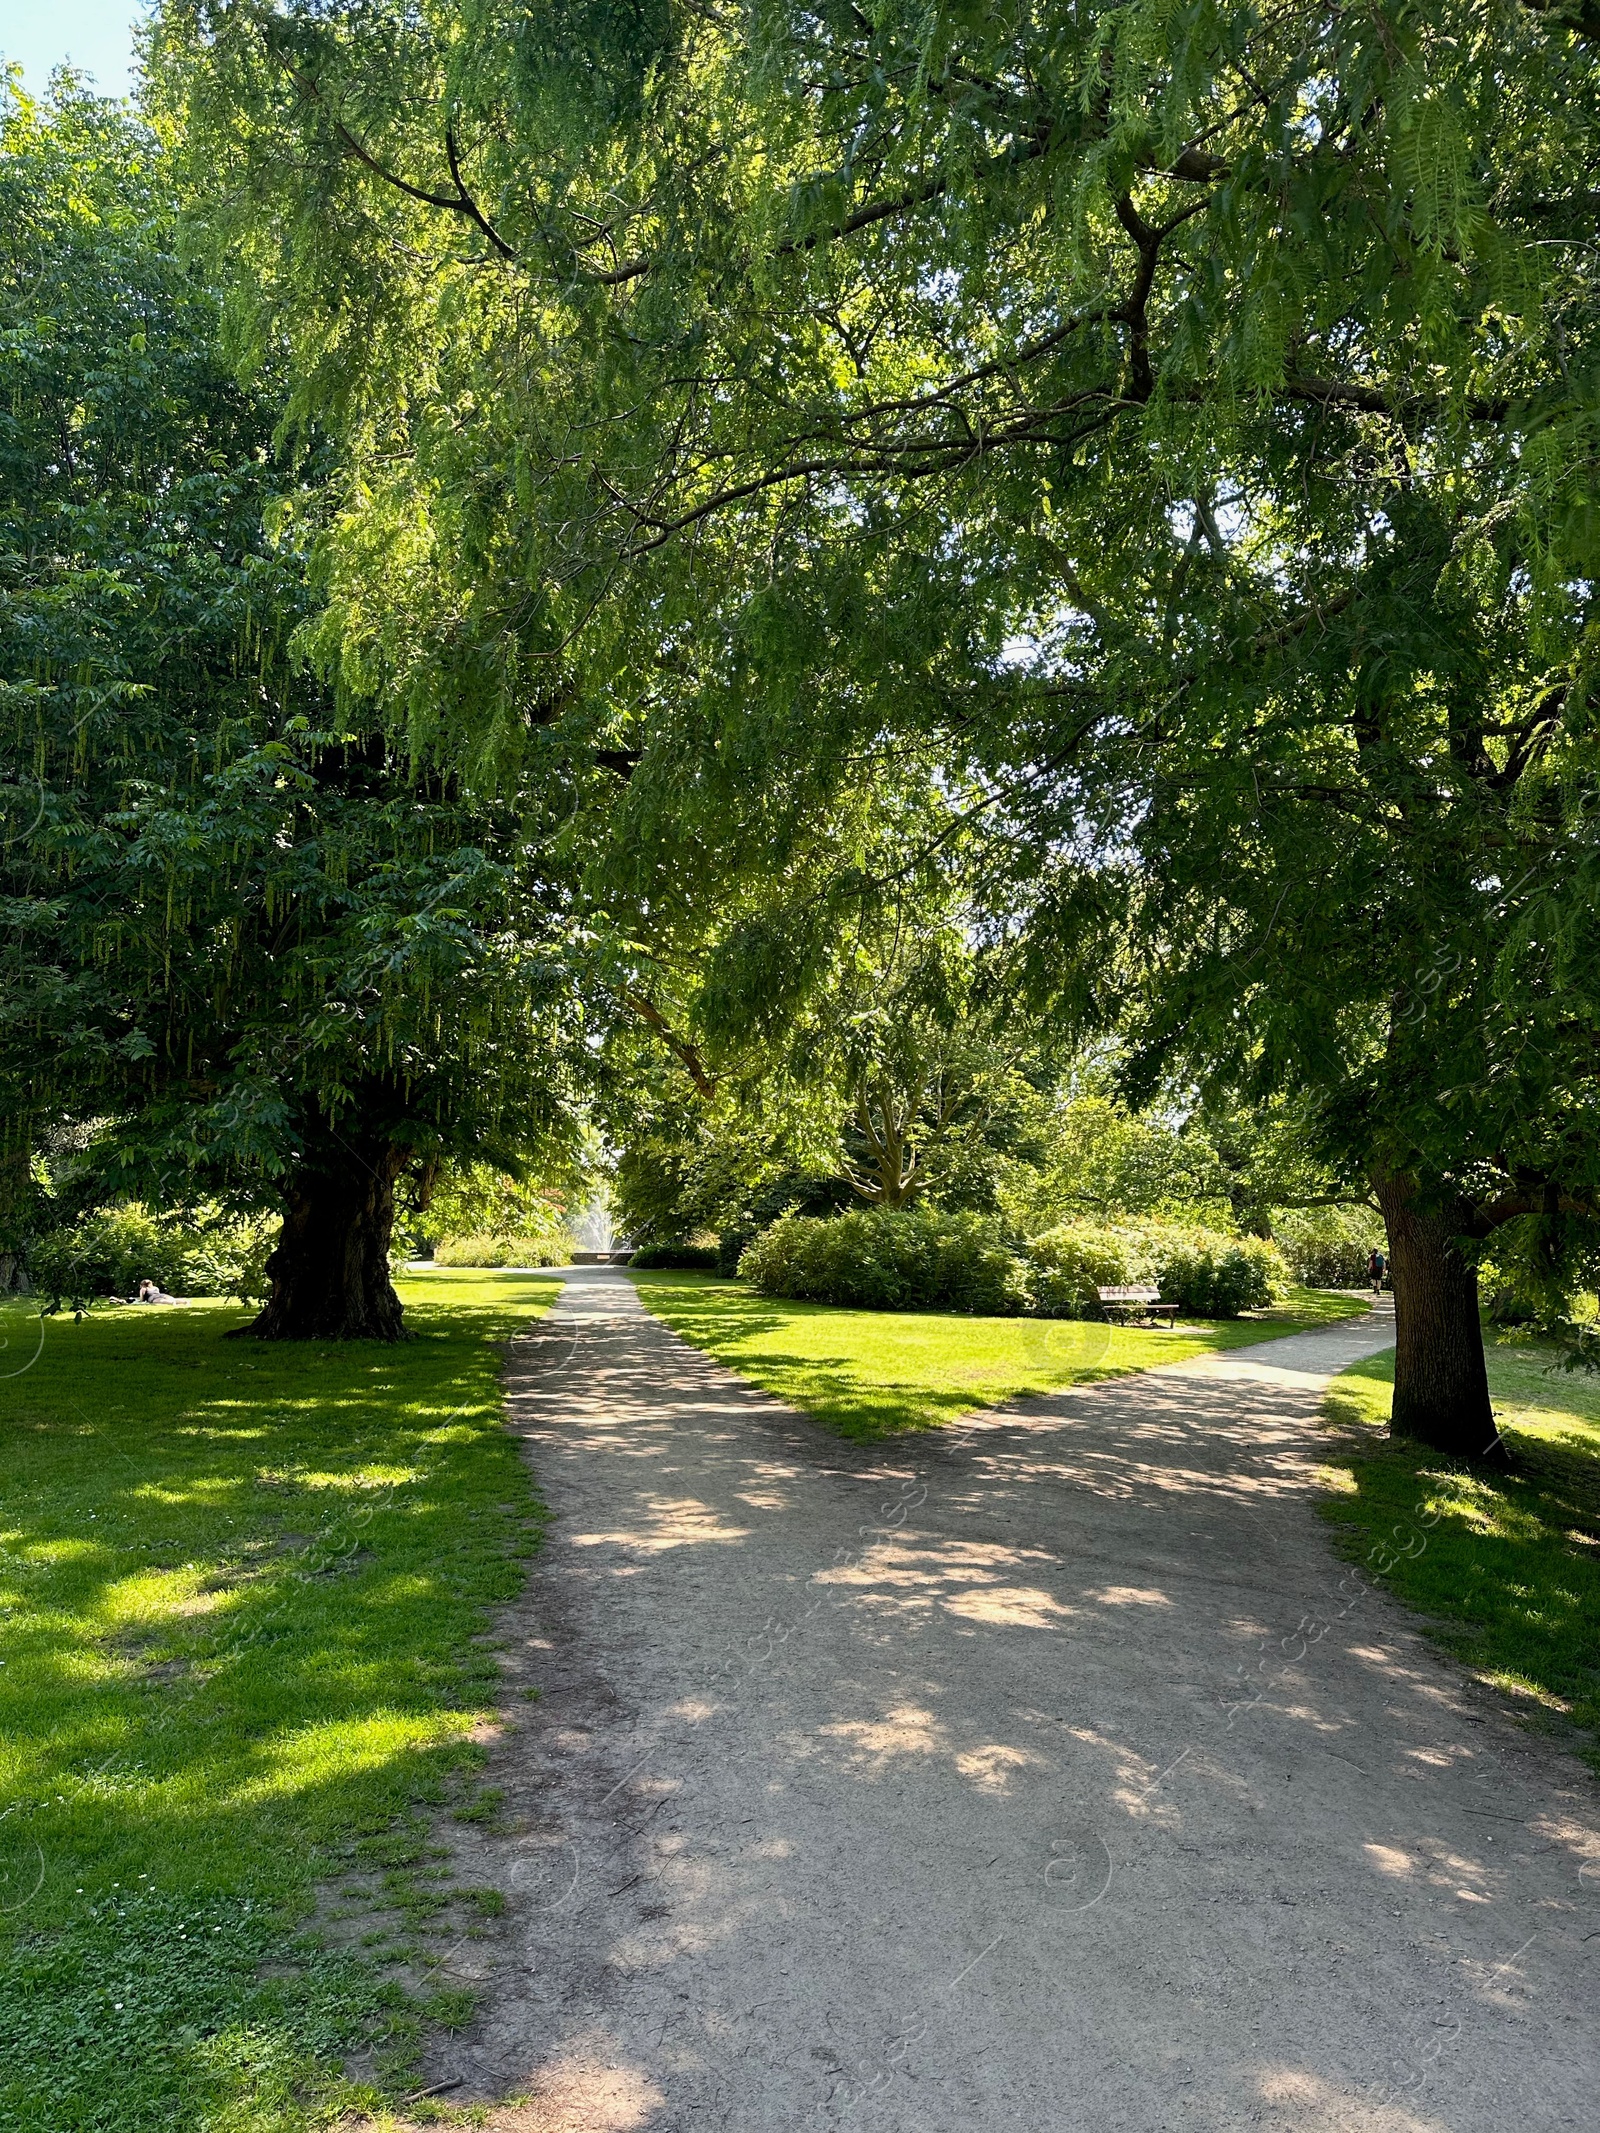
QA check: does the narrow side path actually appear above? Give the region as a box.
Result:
[440,1270,1597,2133]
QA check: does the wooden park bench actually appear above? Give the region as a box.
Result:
[1095,1283,1179,1327]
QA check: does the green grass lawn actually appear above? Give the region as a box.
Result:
[630,1271,1371,1440]
[0,1267,559,2133]
[1321,1336,1600,1770]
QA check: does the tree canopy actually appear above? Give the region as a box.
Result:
[0,80,600,1334]
[149,0,1600,1435]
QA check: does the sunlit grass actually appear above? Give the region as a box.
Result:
[0,1267,558,2131]
[1320,1334,1600,1767]
[631,1271,1372,1439]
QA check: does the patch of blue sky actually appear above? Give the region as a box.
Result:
[0,0,148,101]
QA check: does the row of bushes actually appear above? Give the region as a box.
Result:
[25,1206,274,1309]
[739,1208,1029,1314]
[430,1233,570,1267]
[736,1206,1293,1319]
[629,1242,720,1270]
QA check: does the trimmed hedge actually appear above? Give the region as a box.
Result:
[739,1206,1029,1314]
[629,1243,720,1269]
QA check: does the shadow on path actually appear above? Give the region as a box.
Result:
[422,1271,1598,2133]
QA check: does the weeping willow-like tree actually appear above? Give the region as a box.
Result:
[154,1,1600,1440]
[0,80,599,1337]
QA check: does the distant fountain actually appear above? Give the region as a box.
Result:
[570,1197,625,1258]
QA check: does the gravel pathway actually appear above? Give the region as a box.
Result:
[432,1268,1598,2132]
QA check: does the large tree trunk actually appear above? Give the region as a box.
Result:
[234,1139,408,1341]
[0,1139,32,1293]
[1371,1171,1501,1462]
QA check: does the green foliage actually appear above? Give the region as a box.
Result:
[0,81,597,1242]
[0,1268,552,2130]
[25,1204,273,1310]
[1273,1205,1386,1290]
[407,1160,581,1257]
[1152,1229,1288,1319]
[1006,1100,1225,1232]
[739,1206,1029,1315]
[431,1233,568,1267]
[1025,1223,1149,1317]
[152,0,1600,1312]
[628,1242,719,1269]
[1025,1219,1288,1318]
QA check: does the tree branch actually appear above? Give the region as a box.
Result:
[622,992,716,1097]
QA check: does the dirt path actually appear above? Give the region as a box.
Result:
[434,1268,1598,2132]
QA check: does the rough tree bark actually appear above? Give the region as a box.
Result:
[1371,1170,1501,1462]
[233,1136,409,1341]
[0,1138,32,1294]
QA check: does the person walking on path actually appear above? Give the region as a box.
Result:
[1367,1245,1388,1296]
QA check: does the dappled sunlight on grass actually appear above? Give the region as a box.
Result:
[632,1270,1371,1440]
[1320,1336,1600,1767]
[0,1268,555,2131]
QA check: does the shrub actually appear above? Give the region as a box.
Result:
[1149,1227,1288,1317]
[629,1243,719,1269]
[432,1233,569,1267]
[1272,1205,1385,1288]
[739,1206,1029,1314]
[28,1205,273,1310]
[1025,1223,1146,1316]
[1023,1218,1290,1318]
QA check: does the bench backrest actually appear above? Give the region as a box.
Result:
[1096,1284,1161,1303]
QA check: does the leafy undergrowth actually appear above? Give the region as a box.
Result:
[1320,1338,1600,1770]
[0,1268,559,2131]
[631,1271,1371,1439]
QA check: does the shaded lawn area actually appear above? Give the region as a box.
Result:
[1321,1337,1600,1771]
[630,1271,1371,1440]
[0,1268,559,2133]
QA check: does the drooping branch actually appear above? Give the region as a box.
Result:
[272,49,519,262]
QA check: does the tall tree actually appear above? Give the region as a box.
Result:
[155,2,1600,1434]
[0,78,597,1337]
